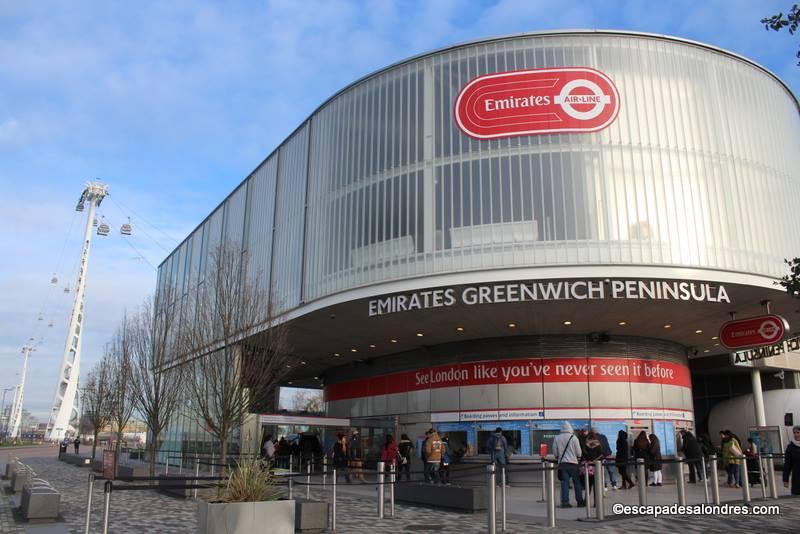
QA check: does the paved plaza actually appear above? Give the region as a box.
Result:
[1,448,799,533]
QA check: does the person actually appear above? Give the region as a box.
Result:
[262,433,275,463]
[552,421,585,508]
[783,425,800,495]
[332,433,351,484]
[74,436,80,454]
[594,428,617,490]
[349,431,366,483]
[680,430,703,483]
[746,437,758,456]
[648,434,663,486]
[421,430,431,482]
[380,434,400,475]
[439,436,452,485]
[398,434,414,481]
[615,430,635,489]
[632,431,650,482]
[276,436,288,468]
[486,427,510,486]
[424,428,443,484]
[698,433,714,477]
[583,431,603,500]
[720,430,742,488]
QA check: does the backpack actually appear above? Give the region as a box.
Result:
[494,435,503,451]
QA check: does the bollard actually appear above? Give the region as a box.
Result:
[323,456,328,488]
[501,467,507,532]
[676,460,686,506]
[594,459,604,520]
[102,481,112,534]
[636,458,647,506]
[179,453,183,474]
[767,457,778,499]
[756,453,766,499]
[210,453,215,478]
[288,475,293,500]
[84,473,95,534]
[487,464,496,534]
[545,462,556,529]
[537,457,546,503]
[709,454,720,505]
[306,462,311,499]
[332,468,337,532]
[583,462,591,518]
[165,455,170,475]
[701,457,710,504]
[194,457,200,500]
[290,453,294,473]
[740,456,751,503]
[377,461,385,519]
[390,463,395,518]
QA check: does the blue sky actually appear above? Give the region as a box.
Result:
[2,0,799,420]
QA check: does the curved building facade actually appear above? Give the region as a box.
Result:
[159,31,800,458]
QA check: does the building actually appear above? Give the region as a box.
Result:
[158,30,800,460]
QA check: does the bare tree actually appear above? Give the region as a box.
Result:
[107,316,136,477]
[181,243,290,467]
[289,389,323,413]
[129,283,185,478]
[82,358,113,459]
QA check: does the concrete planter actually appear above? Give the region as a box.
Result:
[196,499,294,534]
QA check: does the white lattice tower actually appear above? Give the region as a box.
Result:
[8,345,33,439]
[46,181,107,440]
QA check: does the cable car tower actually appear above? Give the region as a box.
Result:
[46,181,108,440]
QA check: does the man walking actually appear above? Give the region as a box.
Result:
[486,427,510,485]
[552,422,585,508]
[424,428,443,484]
[349,431,366,483]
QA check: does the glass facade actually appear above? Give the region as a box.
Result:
[158,32,800,321]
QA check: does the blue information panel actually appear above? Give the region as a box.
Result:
[653,421,676,456]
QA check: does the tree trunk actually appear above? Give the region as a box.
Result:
[148,434,157,480]
[114,429,123,478]
[92,430,99,459]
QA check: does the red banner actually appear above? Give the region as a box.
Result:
[324,357,690,402]
[454,67,620,139]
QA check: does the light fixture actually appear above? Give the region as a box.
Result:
[313,376,319,380]
[456,327,464,332]
[563,320,572,326]
[350,348,358,353]
[288,381,293,385]
[390,339,397,343]
[663,324,672,329]
[334,353,341,357]
[507,323,516,328]
[695,329,703,334]
[369,344,376,348]
[703,349,710,353]
[712,336,718,340]
[618,321,627,326]
[300,361,307,365]
[416,333,424,337]
[714,343,720,347]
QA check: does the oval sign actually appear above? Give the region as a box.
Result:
[454,67,620,139]
[719,314,789,350]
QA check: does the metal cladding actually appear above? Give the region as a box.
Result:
[158,32,800,433]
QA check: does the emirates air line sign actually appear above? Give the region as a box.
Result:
[454,67,620,139]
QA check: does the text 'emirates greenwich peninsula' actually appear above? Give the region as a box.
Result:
[368,280,730,317]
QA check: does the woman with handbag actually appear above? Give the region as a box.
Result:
[721,430,743,488]
[583,431,604,499]
[648,434,663,486]
[398,434,414,481]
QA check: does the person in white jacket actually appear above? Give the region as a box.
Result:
[552,421,585,508]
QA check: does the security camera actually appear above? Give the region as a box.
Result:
[774,371,785,381]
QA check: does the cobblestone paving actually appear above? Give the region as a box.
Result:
[1,456,799,533]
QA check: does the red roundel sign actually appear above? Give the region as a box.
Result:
[454,67,620,139]
[719,314,789,350]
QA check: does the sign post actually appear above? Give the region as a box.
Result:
[102,449,115,480]
[719,315,788,351]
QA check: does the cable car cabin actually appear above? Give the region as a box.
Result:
[51,275,58,284]
[120,222,132,235]
[64,286,70,294]
[97,223,110,236]
[75,202,84,212]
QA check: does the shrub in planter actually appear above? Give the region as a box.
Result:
[197,459,293,534]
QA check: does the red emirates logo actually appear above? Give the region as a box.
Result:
[454,67,620,139]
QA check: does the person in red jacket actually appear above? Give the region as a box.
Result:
[380,434,400,474]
